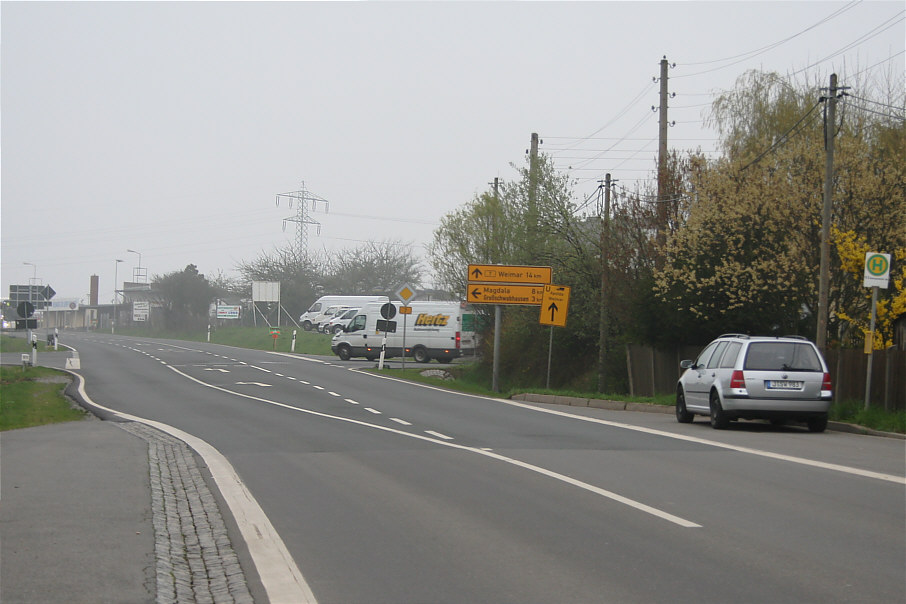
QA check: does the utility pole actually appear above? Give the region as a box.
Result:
[491,176,502,393]
[656,57,671,258]
[817,73,840,351]
[275,182,329,263]
[526,133,541,260]
[598,174,613,393]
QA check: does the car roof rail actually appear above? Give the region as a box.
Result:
[780,335,809,340]
[717,333,749,339]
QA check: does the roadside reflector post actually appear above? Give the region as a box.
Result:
[291,329,297,353]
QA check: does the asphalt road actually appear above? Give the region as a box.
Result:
[61,332,906,603]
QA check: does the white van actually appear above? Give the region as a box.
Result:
[299,295,388,331]
[330,300,476,363]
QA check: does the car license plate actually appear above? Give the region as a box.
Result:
[766,380,803,390]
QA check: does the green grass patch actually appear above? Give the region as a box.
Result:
[369,363,675,406]
[0,334,53,353]
[830,399,906,434]
[0,366,86,431]
[114,326,334,356]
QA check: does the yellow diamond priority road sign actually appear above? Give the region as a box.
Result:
[539,285,570,327]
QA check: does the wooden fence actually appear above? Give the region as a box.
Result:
[627,344,905,410]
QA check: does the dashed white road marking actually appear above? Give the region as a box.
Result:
[390,418,412,426]
[364,407,382,414]
[425,430,453,440]
[344,399,359,405]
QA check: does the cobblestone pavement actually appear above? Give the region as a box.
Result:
[119,422,255,604]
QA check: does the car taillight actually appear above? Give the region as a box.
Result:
[822,373,832,390]
[455,331,461,349]
[730,370,746,389]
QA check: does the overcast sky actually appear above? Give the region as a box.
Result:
[2,1,903,305]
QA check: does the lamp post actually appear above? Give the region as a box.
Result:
[113,259,123,333]
[126,248,142,282]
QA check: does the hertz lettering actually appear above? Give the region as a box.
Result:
[415,313,450,327]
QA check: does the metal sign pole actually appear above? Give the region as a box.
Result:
[546,325,554,389]
[492,305,501,392]
[864,285,879,410]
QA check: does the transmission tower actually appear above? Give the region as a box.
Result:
[275,182,329,261]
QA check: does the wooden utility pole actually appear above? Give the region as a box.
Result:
[656,57,670,258]
[491,176,502,393]
[598,174,612,392]
[817,73,838,351]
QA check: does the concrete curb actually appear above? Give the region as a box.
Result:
[510,393,904,439]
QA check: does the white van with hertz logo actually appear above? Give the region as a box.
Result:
[331,300,477,363]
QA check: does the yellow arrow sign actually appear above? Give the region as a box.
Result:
[540,284,570,327]
[468,283,545,305]
[467,264,552,285]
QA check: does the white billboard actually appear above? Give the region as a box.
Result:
[133,300,150,321]
[252,281,280,302]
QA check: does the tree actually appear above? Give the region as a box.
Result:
[653,69,905,344]
[319,240,423,295]
[152,264,215,330]
[236,245,320,321]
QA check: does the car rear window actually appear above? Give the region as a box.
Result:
[743,342,823,372]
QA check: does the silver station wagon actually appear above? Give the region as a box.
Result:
[676,334,833,432]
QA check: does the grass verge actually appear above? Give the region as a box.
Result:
[113,326,334,356]
[0,366,86,431]
[373,363,903,434]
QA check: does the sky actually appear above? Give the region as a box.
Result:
[2,1,903,306]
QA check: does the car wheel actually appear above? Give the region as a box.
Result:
[336,345,351,361]
[709,391,729,429]
[412,347,430,363]
[807,414,828,433]
[676,388,694,423]
[302,321,313,331]
[436,356,454,364]
[332,325,343,335]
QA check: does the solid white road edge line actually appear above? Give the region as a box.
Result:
[354,370,906,486]
[68,371,317,604]
[164,365,701,529]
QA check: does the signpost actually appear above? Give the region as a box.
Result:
[468,264,552,285]
[395,284,417,370]
[466,264,553,392]
[468,284,545,305]
[539,285,570,328]
[863,252,891,410]
[539,285,571,387]
[378,303,397,369]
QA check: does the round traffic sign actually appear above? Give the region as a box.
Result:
[17,301,35,318]
[380,302,397,320]
[865,253,890,276]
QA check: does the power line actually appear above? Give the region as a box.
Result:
[679,1,861,69]
[740,101,823,171]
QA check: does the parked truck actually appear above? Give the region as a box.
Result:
[330,300,476,363]
[299,295,388,331]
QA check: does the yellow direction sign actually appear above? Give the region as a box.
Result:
[540,284,570,327]
[468,264,552,285]
[468,283,544,305]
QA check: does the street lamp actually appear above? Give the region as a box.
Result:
[126,248,143,282]
[113,259,124,334]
